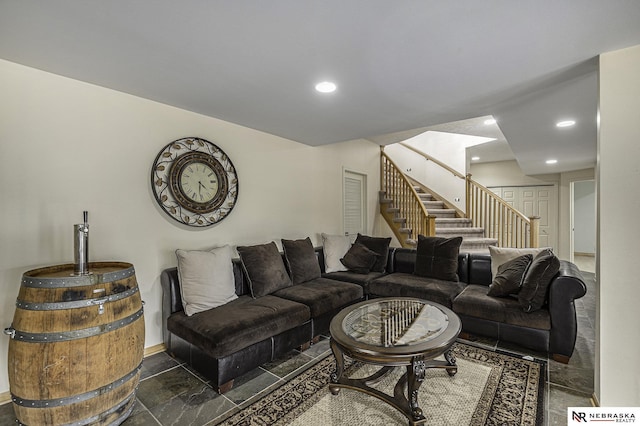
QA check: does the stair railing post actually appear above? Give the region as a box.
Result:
[465,173,472,219]
[426,215,436,237]
[380,146,385,191]
[529,216,540,248]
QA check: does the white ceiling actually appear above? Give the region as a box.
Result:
[2,1,640,175]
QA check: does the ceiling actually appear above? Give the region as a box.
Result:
[2,2,640,175]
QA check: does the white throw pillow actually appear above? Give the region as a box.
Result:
[175,245,237,316]
[488,246,550,279]
[321,233,350,273]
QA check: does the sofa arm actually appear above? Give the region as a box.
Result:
[161,267,183,347]
[548,260,587,361]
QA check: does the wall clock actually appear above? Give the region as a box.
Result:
[151,137,238,227]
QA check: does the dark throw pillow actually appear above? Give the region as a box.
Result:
[354,234,391,273]
[282,237,322,285]
[487,254,533,297]
[413,235,463,282]
[518,249,560,312]
[340,243,379,274]
[237,242,292,298]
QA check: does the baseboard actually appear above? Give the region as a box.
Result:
[144,343,166,357]
[591,392,600,407]
[574,252,595,257]
[0,344,166,407]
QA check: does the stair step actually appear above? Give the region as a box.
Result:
[386,207,400,214]
[427,209,456,218]
[460,238,498,249]
[435,218,473,228]
[417,193,433,201]
[398,228,412,234]
[422,201,444,209]
[436,227,485,237]
[393,217,406,224]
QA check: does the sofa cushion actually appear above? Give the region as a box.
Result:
[321,233,350,273]
[368,273,466,309]
[354,234,391,273]
[340,242,379,273]
[453,284,551,330]
[488,246,549,279]
[282,237,322,285]
[413,235,463,282]
[322,270,385,294]
[273,277,363,317]
[487,254,533,297]
[166,295,310,358]
[518,249,560,312]
[237,242,292,298]
[175,245,238,316]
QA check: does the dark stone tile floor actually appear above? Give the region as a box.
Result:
[0,273,595,425]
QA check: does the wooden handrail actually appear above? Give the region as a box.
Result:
[385,144,539,248]
[380,151,436,247]
[399,142,466,180]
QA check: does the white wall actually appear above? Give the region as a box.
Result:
[470,160,559,187]
[597,44,640,406]
[384,133,468,211]
[573,180,596,254]
[0,59,381,395]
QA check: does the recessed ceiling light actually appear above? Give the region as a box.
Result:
[471,156,480,161]
[556,120,575,128]
[484,118,496,125]
[546,159,558,164]
[315,81,337,93]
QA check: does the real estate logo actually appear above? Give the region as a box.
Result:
[568,407,639,424]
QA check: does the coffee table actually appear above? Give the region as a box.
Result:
[329,297,461,426]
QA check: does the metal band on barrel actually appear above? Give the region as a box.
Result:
[9,308,143,342]
[59,390,136,426]
[11,363,142,408]
[15,286,139,311]
[21,266,136,288]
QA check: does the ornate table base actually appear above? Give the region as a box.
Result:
[329,338,457,426]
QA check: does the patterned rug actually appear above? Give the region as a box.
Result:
[220,342,545,426]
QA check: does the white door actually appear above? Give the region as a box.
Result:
[343,170,367,239]
[490,185,558,250]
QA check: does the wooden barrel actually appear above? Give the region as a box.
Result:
[6,262,145,425]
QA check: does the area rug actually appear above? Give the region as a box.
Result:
[220,342,545,426]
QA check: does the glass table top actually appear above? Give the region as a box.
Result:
[342,299,449,348]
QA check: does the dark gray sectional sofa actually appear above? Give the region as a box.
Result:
[161,245,586,393]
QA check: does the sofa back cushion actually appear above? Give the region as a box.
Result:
[340,242,379,273]
[237,242,292,298]
[518,249,560,312]
[282,237,322,285]
[392,248,469,283]
[413,235,463,281]
[488,246,550,279]
[354,234,392,273]
[321,233,350,273]
[487,254,533,297]
[175,245,238,316]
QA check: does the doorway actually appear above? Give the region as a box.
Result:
[571,179,596,272]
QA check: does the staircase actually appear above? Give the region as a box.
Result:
[379,145,539,251]
[380,185,498,253]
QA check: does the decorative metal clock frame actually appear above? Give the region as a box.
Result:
[151,137,238,227]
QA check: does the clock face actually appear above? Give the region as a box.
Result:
[151,137,238,227]
[179,162,219,203]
